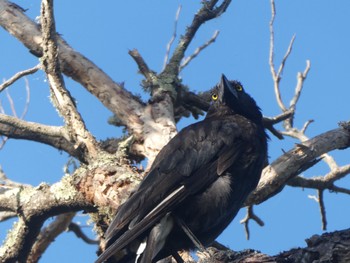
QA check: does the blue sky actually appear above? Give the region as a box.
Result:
[0,1,349,262]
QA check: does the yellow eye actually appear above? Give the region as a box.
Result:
[236,85,243,92]
[211,93,218,101]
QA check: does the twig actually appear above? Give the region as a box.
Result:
[163,5,182,71]
[290,60,311,110]
[129,49,157,85]
[164,0,231,76]
[0,76,31,149]
[262,109,294,139]
[180,30,220,71]
[285,60,311,129]
[288,164,350,192]
[0,64,40,92]
[269,0,286,112]
[276,34,296,80]
[301,119,314,134]
[240,206,264,240]
[20,77,30,119]
[68,222,99,245]
[318,190,327,230]
[5,89,17,117]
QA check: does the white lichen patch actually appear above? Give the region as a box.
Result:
[50,175,79,201]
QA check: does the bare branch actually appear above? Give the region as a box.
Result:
[5,89,17,117]
[129,49,157,85]
[68,222,99,245]
[290,60,311,110]
[269,0,286,112]
[164,0,231,76]
[0,113,88,162]
[0,211,16,222]
[301,119,314,134]
[163,5,182,71]
[284,60,311,129]
[28,212,76,263]
[40,0,100,161]
[0,64,40,92]
[276,34,296,80]
[246,123,350,206]
[180,30,220,71]
[318,190,327,230]
[0,177,93,262]
[0,0,145,138]
[288,164,350,193]
[240,206,265,240]
[262,109,294,139]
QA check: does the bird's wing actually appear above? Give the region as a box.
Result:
[96,185,186,263]
[98,119,244,262]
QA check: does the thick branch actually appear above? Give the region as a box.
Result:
[0,177,93,262]
[0,113,87,162]
[0,0,145,135]
[246,123,350,205]
[40,0,100,161]
[27,212,76,263]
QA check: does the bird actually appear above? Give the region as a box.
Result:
[95,74,268,263]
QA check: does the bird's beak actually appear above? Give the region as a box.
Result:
[220,74,238,99]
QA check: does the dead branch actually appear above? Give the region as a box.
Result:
[0,177,93,262]
[246,122,350,206]
[317,190,327,230]
[0,113,87,162]
[68,222,99,245]
[163,5,182,71]
[180,30,220,71]
[288,164,350,191]
[240,206,265,240]
[201,229,350,262]
[164,0,231,76]
[0,76,31,149]
[129,49,157,86]
[0,64,40,93]
[40,0,100,161]
[0,0,145,137]
[27,212,76,263]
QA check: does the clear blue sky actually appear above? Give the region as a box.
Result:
[0,1,349,262]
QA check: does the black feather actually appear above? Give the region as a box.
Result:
[96,74,268,263]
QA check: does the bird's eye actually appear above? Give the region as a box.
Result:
[211,93,218,101]
[236,85,243,92]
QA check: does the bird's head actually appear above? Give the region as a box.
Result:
[207,74,263,123]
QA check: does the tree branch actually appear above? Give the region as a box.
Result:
[40,0,100,162]
[163,5,182,71]
[0,177,93,262]
[27,212,76,263]
[246,122,350,205]
[180,30,220,71]
[0,113,87,162]
[164,0,231,76]
[0,64,40,92]
[0,0,145,136]
[68,222,99,245]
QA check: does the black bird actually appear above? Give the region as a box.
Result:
[96,74,268,263]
